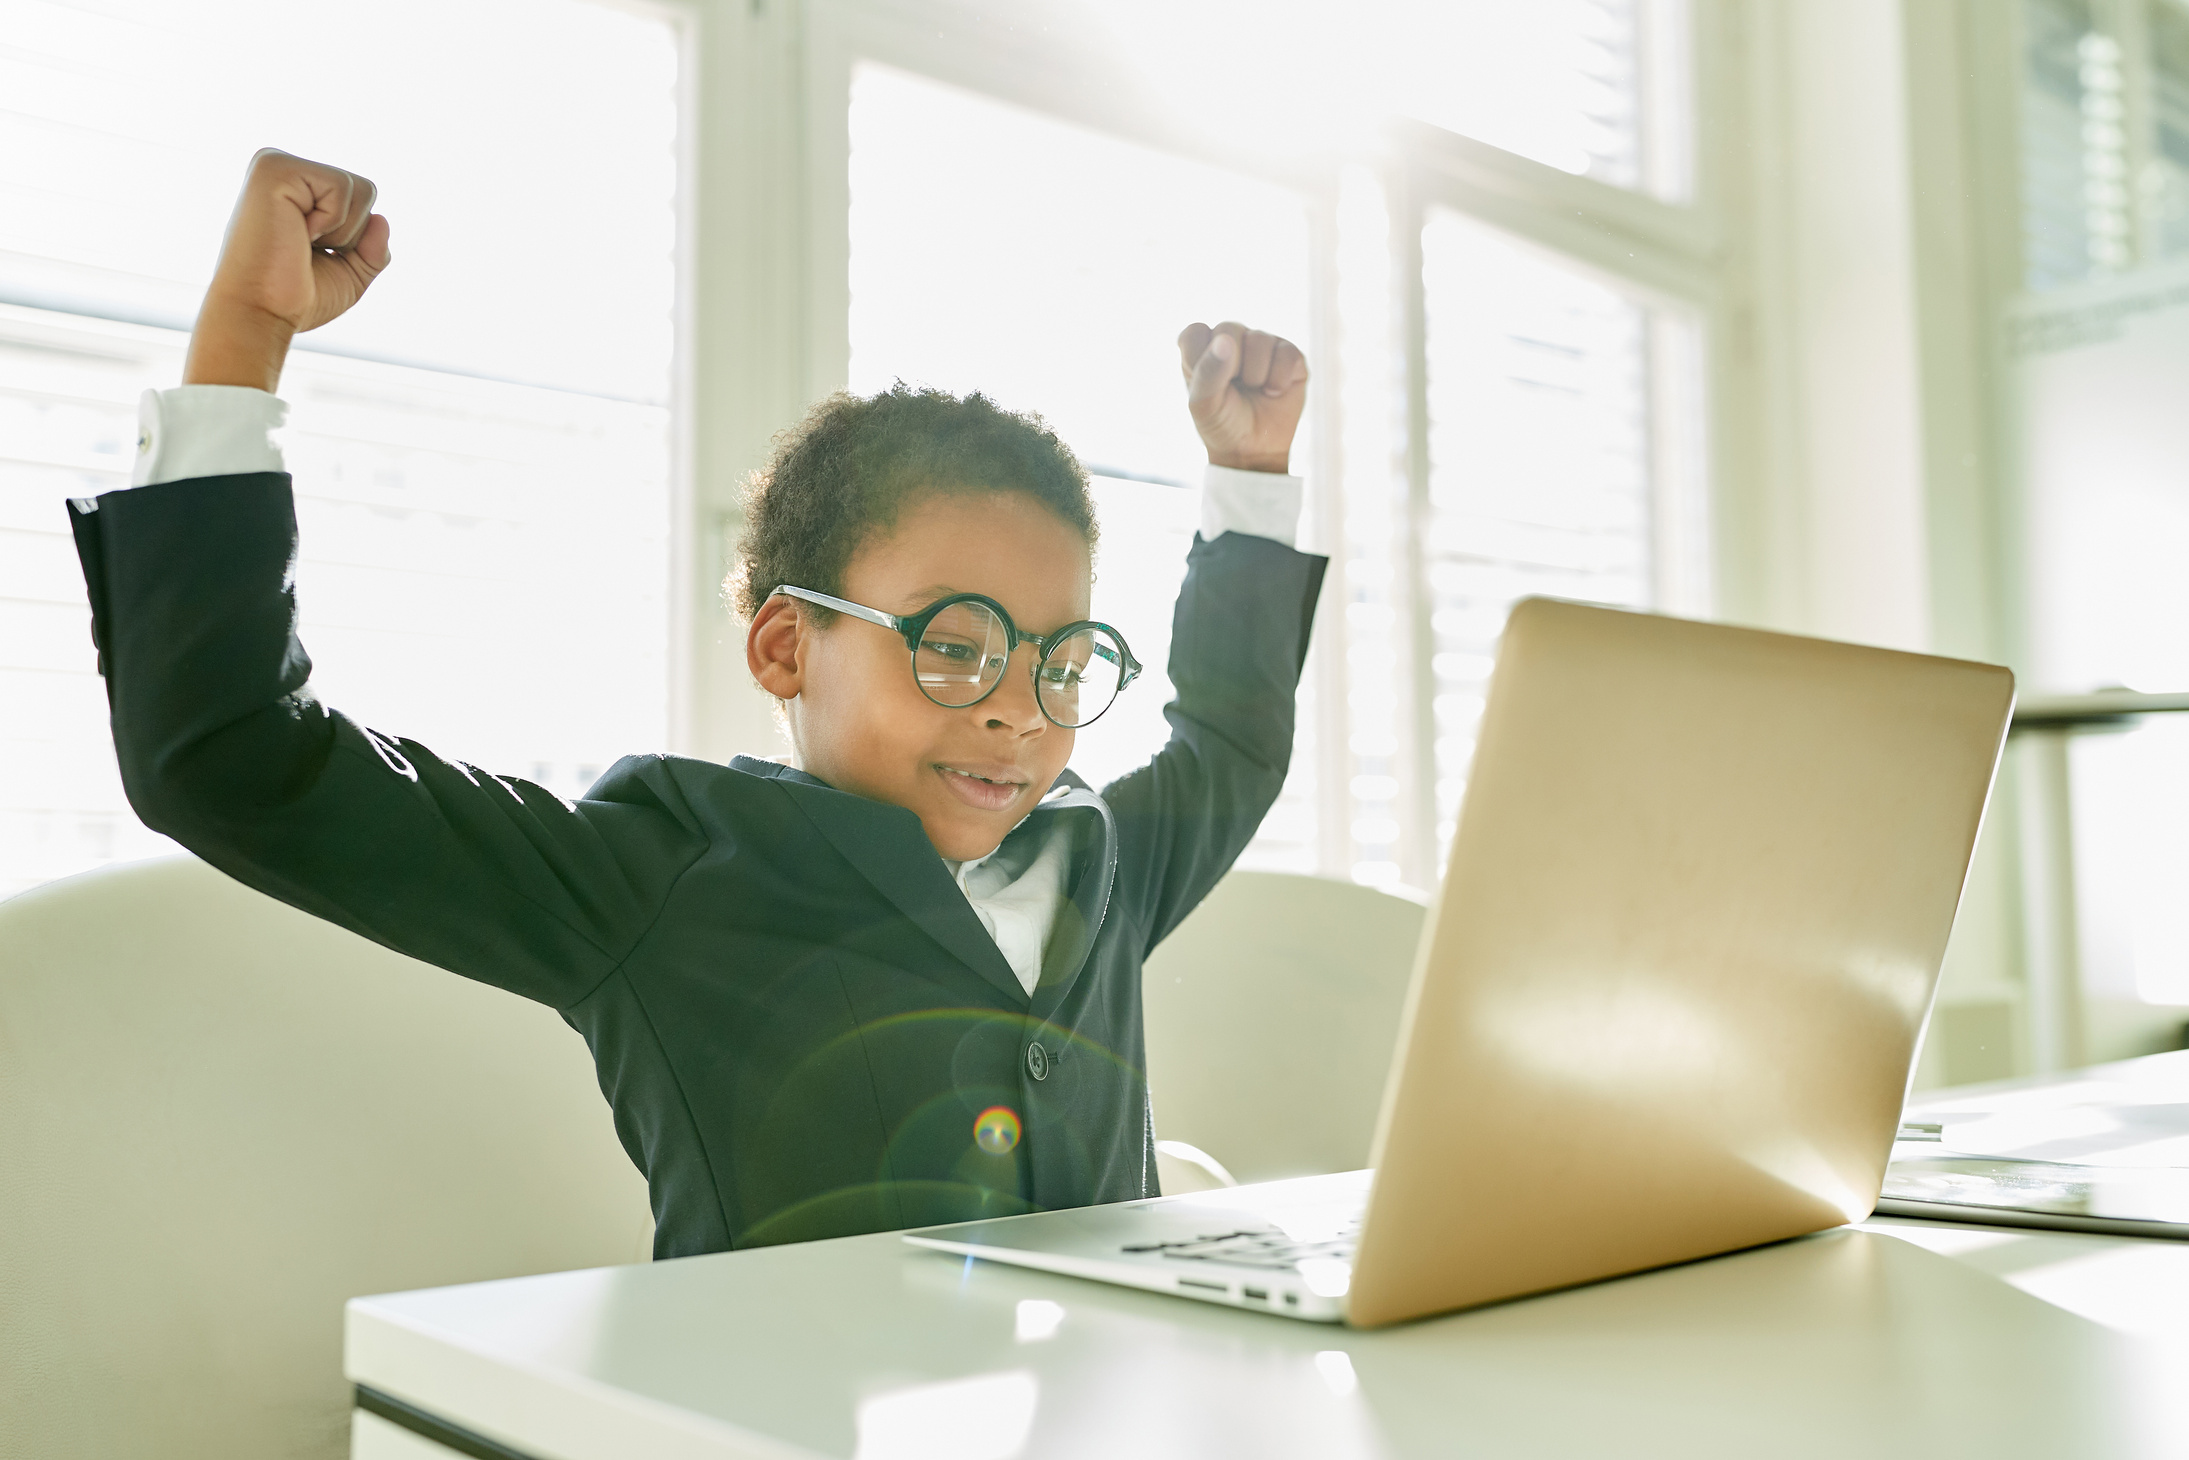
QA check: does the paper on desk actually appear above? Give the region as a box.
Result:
[1882,1145,2189,1228]
[1881,1096,2189,1233]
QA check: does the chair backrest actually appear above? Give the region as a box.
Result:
[1142,871,1427,1186]
[0,855,651,1460]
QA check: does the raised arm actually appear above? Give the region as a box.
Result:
[70,151,702,1009]
[1101,322,1327,950]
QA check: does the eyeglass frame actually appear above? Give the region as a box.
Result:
[767,584,1144,728]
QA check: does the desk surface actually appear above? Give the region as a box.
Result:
[346,1204,2189,1460]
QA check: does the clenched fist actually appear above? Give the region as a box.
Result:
[1177,321,1309,475]
[183,149,392,392]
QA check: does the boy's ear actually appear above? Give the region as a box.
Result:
[746,597,805,701]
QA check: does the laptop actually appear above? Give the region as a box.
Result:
[904,597,2017,1327]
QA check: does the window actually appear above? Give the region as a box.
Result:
[0,0,685,899]
[1416,211,1657,865]
[1056,0,1685,198]
[1379,0,1660,192]
[2020,0,2189,289]
[1334,201,1705,890]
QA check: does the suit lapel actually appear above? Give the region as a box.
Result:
[1030,776,1116,1024]
[734,758,1028,1006]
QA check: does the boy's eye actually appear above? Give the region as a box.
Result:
[1040,664,1084,687]
[920,637,977,664]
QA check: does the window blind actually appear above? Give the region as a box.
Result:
[0,0,682,899]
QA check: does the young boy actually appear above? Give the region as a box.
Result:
[70,150,1326,1256]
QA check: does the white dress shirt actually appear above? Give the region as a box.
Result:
[120,384,1305,995]
[944,821,1077,995]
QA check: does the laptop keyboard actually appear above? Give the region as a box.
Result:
[1120,1222,1361,1271]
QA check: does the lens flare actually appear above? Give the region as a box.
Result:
[974,1105,1022,1155]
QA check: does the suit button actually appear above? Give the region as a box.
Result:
[1026,1042,1050,1081]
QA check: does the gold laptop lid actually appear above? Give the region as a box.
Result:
[1347,599,2014,1327]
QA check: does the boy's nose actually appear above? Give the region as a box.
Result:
[980,648,1047,732]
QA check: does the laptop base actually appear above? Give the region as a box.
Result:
[903,1170,1370,1324]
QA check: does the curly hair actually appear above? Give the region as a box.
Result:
[727,383,1099,625]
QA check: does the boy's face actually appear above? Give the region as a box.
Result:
[765,488,1093,862]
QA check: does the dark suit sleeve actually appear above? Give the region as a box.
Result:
[69,472,705,1011]
[1098,530,1327,952]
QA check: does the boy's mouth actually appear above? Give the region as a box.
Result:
[934,762,1027,812]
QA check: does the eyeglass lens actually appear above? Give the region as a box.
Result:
[913,601,1010,705]
[1035,625,1126,728]
[910,601,1126,728]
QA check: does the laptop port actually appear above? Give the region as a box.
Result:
[1243,1286,1269,1301]
[1177,1278,1226,1293]
[1283,1293,1298,1306]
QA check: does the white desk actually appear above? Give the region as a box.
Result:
[345,1204,2189,1460]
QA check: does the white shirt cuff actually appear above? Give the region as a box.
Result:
[128,385,289,488]
[1198,462,1303,549]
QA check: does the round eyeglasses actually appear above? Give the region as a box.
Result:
[769,585,1143,729]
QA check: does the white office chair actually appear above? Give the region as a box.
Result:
[0,855,652,1460]
[1143,871,1427,1194]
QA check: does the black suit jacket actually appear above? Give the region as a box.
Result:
[70,472,1327,1257]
